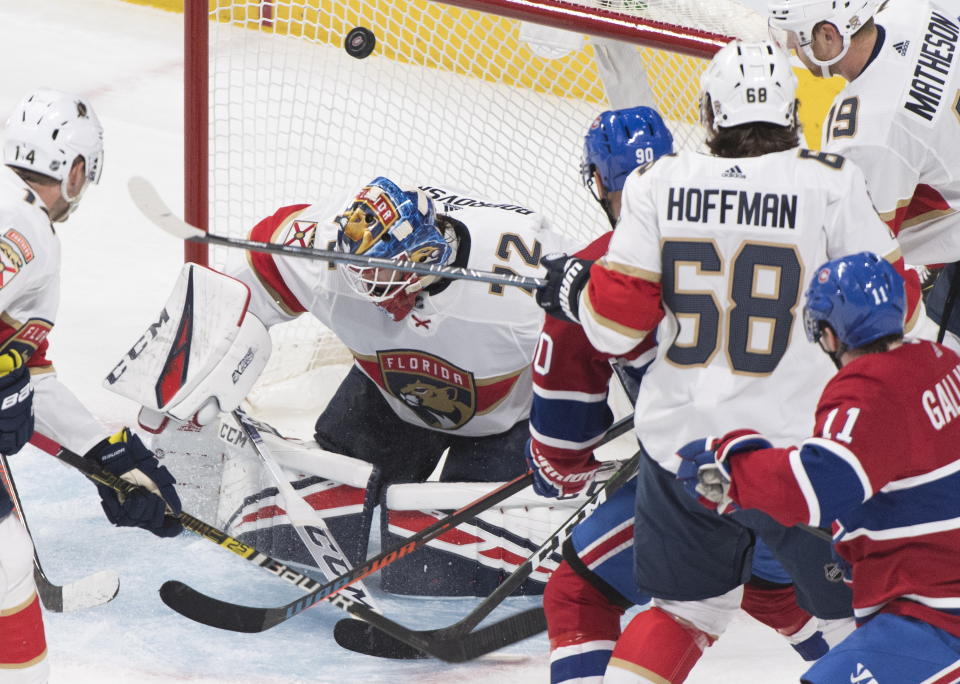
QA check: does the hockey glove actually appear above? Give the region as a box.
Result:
[0,350,33,455]
[85,428,183,538]
[675,430,772,513]
[536,254,592,324]
[525,438,600,499]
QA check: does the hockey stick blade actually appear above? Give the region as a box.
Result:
[128,176,545,290]
[38,569,120,613]
[1,451,120,613]
[333,607,546,662]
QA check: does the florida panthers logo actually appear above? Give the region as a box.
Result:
[378,351,476,429]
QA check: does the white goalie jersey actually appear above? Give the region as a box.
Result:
[230,185,571,437]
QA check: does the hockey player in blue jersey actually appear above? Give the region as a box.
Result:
[529,104,852,684]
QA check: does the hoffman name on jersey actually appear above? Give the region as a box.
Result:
[666,187,797,229]
[905,10,959,123]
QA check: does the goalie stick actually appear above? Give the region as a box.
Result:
[0,451,120,612]
[154,413,635,636]
[230,409,382,612]
[128,176,546,291]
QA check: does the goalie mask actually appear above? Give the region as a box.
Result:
[4,89,104,217]
[768,0,880,77]
[335,177,451,321]
[700,40,798,131]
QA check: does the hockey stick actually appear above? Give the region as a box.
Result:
[230,409,382,612]
[128,176,546,290]
[336,448,641,661]
[156,412,635,636]
[0,451,120,612]
[28,432,328,594]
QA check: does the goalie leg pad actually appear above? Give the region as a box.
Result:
[379,481,582,596]
[0,515,48,680]
[221,427,381,567]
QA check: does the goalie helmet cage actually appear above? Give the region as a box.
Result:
[183,0,765,392]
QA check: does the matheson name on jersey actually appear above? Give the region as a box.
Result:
[904,10,959,122]
[666,187,797,229]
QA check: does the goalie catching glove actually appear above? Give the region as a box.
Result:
[0,349,33,455]
[675,430,772,513]
[535,254,592,324]
[85,428,183,537]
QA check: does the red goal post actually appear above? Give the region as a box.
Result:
[183,0,766,390]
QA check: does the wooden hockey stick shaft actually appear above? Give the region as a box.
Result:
[128,176,546,290]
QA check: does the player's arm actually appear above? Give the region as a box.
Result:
[228,203,314,327]
[578,171,665,355]
[721,373,900,528]
[528,232,655,497]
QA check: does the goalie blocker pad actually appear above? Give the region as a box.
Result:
[103,263,271,423]
[380,482,584,597]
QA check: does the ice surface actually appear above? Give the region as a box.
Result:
[0,1,808,681]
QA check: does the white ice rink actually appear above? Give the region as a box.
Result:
[1,1,811,681]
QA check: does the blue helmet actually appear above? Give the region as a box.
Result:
[803,252,906,349]
[581,106,674,193]
[335,176,450,302]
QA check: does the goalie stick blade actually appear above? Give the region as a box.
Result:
[128,176,205,240]
[159,581,276,634]
[334,608,547,662]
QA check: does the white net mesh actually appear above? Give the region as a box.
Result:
[203,0,765,397]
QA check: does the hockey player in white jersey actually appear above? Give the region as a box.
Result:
[537,40,920,681]
[226,175,568,559]
[0,91,182,682]
[768,0,960,346]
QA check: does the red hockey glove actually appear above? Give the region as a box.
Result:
[525,438,600,499]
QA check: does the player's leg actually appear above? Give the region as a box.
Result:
[0,513,48,683]
[548,479,645,683]
[744,537,838,661]
[739,510,853,622]
[603,449,753,682]
[314,365,449,486]
[440,418,530,481]
[801,613,960,684]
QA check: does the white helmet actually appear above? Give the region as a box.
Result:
[768,0,881,76]
[700,40,798,130]
[4,89,104,207]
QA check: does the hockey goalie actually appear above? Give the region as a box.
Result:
[106,176,595,598]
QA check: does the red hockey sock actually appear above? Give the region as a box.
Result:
[741,581,811,637]
[0,592,47,668]
[605,607,713,683]
[545,559,625,649]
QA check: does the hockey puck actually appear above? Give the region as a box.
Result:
[344,27,376,59]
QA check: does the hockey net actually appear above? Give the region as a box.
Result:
[187,0,766,408]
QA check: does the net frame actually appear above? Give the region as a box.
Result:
[183,0,764,393]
